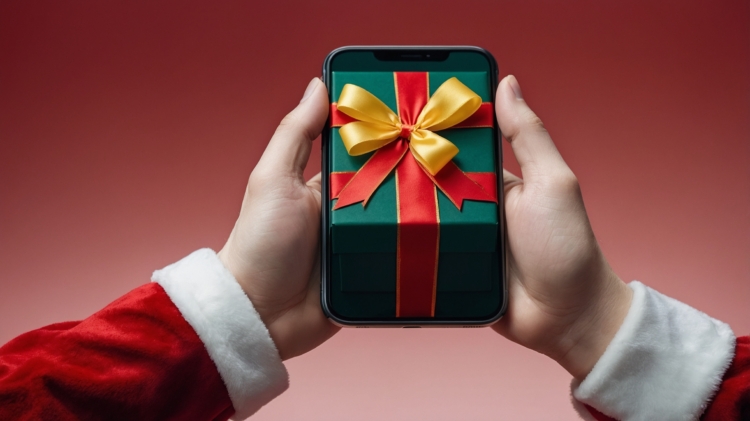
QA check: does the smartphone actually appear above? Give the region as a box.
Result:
[321,46,506,326]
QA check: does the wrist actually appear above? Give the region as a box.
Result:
[554,270,633,380]
[216,246,249,298]
[216,247,279,342]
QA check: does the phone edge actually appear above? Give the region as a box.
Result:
[319,45,507,328]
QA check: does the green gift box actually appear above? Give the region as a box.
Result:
[328,71,502,319]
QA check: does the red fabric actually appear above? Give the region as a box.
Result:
[330,172,356,198]
[394,72,428,126]
[453,102,494,128]
[464,172,498,202]
[395,152,440,317]
[584,404,615,421]
[0,283,234,421]
[0,277,745,420]
[583,335,750,421]
[392,72,439,318]
[332,139,408,209]
[430,163,497,209]
[330,103,356,127]
[702,336,750,420]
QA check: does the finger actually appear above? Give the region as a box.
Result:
[306,172,322,193]
[495,75,571,182]
[502,168,522,192]
[256,78,329,178]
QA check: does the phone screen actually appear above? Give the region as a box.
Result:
[321,47,506,325]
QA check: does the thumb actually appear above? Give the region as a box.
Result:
[256,78,329,177]
[496,75,570,182]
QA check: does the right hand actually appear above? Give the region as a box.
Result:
[491,75,633,380]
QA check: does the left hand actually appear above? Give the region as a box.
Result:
[217,78,339,361]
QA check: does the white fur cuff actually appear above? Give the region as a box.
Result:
[572,281,735,421]
[152,249,288,420]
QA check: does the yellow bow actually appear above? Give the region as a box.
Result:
[336,77,482,175]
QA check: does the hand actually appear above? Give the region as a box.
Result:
[217,78,339,361]
[492,76,633,380]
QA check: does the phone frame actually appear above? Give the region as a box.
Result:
[320,46,507,327]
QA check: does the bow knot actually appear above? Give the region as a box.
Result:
[399,124,413,140]
[336,77,482,175]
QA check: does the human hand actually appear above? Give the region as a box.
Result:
[492,76,633,380]
[217,78,339,361]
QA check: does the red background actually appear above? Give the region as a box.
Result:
[1,1,748,419]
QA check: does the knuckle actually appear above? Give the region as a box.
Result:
[556,170,581,194]
[277,110,317,141]
[525,112,547,133]
[277,112,300,132]
[507,111,547,143]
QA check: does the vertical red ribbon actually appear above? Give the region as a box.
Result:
[393,72,439,317]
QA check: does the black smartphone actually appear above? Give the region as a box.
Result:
[321,46,506,326]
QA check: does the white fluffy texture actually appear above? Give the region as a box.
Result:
[572,281,735,421]
[152,249,288,420]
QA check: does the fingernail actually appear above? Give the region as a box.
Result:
[507,75,523,100]
[300,78,319,103]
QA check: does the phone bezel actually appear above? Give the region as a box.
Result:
[320,46,507,327]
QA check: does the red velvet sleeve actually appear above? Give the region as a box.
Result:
[583,336,750,421]
[702,336,750,420]
[0,283,235,421]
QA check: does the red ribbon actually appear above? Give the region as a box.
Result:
[331,72,497,317]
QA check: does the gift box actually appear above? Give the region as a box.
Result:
[329,71,502,319]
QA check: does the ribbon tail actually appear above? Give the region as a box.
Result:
[429,161,498,210]
[333,139,409,209]
[330,172,356,199]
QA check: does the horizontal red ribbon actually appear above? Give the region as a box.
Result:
[330,102,493,129]
[331,170,497,203]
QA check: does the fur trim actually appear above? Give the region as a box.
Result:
[152,249,288,420]
[572,281,735,421]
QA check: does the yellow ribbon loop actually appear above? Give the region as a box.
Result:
[337,77,482,175]
[337,84,402,156]
[408,129,458,176]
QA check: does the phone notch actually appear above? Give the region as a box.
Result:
[373,50,449,62]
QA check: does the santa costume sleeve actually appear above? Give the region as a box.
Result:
[0,248,288,421]
[0,250,748,421]
[572,281,750,420]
